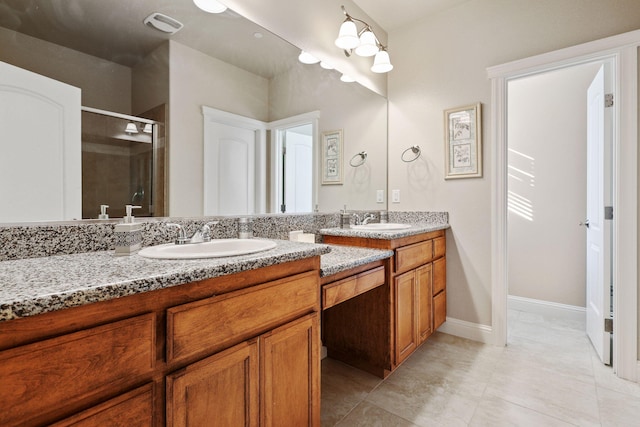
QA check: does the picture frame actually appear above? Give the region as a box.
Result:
[444,103,482,179]
[321,129,343,185]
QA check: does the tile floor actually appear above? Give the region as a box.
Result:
[321,309,640,426]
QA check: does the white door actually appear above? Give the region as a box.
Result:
[0,61,81,222]
[585,64,612,364]
[202,107,267,216]
[283,125,313,213]
[203,122,255,215]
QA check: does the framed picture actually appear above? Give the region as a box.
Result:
[321,129,343,185]
[444,103,482,179]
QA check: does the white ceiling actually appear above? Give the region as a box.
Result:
[353,0,472,31]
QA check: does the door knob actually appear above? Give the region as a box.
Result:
[579,219,590,228]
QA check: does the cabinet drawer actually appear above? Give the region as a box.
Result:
[51,383,154,427]
[434,290,446,330]
[0,313,155,427]
[323,266,385,309]
[167,271,318,364]
[434,236,446,259]
[395,240,433,273]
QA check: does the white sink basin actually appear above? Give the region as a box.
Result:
[351,223,412,231]
[138,239,277,259]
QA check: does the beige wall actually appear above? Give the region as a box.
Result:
[387,0,640,327]
[269,62,388,211]
[508,63,602,307]
[0,27,131,113]
[132,42,170,116]
[168,41,270,217]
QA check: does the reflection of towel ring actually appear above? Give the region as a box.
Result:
[349,151,367,167]
[401,145,421,162]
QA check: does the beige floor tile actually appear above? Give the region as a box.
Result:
[335,401,422,427]
[321,308,636,426]
[469,395,576,427]
[597,386,640,427]
[321,358,382,426]
[365,365,484,426]
[590,350,640,399]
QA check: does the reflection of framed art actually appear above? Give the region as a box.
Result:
[321,129,343,185]
[444,103,482,179]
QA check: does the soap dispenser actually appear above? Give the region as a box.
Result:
[114,205,142,256]
[98,204,109,220]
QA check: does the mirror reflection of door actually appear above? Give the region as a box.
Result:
[279,124,313,213]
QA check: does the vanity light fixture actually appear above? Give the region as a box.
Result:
[340,73,355,83]
[142,123,153,133]
[320,61,334,70]
[335,5,393,73]
[298,50,320,64]
[193,0,227,13]
[125,122,139,134]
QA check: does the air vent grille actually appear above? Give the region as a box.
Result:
[143,12,183,35]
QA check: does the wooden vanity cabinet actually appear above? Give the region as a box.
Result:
[0,257,321,427]
[323,229,446,373]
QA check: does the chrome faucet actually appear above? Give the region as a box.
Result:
[352,213,376,226]
[362,213,376,225]
[166,221,219,245]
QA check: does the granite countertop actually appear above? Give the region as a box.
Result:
[0,239,329,322]
[319,222,450,240]
[320,245,393,278]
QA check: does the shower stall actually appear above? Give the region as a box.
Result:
[81,107,165,219]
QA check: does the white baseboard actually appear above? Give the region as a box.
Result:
[508,295,585,322]
[437,317,494,344]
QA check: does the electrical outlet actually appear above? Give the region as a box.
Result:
[376,190,384,203]
[392,189,400,203]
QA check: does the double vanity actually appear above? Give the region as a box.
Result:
[0,213,448,426]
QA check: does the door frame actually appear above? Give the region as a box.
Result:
[488,30,639,381]
[269,111,320,214]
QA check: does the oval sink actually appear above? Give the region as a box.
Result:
[351,223,412,231]
[138,239,277,259]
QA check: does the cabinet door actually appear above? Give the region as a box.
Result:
[166,339,259,427]
[261,314,320,427]
[417,264,433,344]
[394,271,417,365]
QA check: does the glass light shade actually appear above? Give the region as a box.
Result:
[298,50,320,64]
[193,0,227,13]
[371,50,394,73]
[354,29,378,57]
[125,122,139,133]
[320,61,334,70]
[340,74,355,83]
[142,123,153,133]
[335,19,359,50]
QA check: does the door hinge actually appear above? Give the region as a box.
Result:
[604,206,613,220]
[605,93,614,108]
[604,318,613,333]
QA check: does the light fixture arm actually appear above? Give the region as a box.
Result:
[339,6,387,56]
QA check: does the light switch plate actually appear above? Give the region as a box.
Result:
[392,189,400,203]
[376,190,384,203]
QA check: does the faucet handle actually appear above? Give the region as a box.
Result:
[200,221,220,242]
[166,223,189,245]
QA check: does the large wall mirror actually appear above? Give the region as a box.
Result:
[0,0,387,223]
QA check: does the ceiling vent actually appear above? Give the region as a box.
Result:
[143,13,184,35]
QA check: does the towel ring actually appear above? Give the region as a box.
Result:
[401,145,421,163]
[349,151,367,167]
